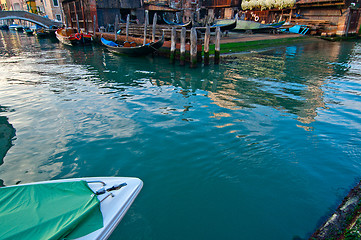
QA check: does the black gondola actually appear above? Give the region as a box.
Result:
[195,20,237,32]
[101,34,164,57]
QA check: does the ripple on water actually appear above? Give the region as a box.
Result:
[0,31,361,240]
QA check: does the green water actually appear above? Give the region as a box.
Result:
[0,30,361,239]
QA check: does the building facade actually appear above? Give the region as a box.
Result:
[60,0,142,32]
[294,0,361,35]
[39,0,62,21]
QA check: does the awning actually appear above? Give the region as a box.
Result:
[0,181,103,239]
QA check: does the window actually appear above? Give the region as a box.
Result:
[56,14,61,21]
[53,0,59,7]
[13,3,21,10]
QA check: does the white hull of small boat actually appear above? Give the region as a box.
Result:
[2,177,143,240]
[74,177,143,240]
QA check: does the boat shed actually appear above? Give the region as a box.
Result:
[201,0,241,19]
[144,3,179,24]
[60,0,144,32]
[60,0,97,31]
[293,0,361,36]
[247,0,361,36]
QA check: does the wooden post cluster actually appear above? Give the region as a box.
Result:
[167,26,222,67]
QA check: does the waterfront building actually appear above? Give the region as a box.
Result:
[37,0,62,22]
[59,0,142,32]
[0,0,10,10]
[143,0,240,24]
[293,0,361,36]
[7,0,25,10]
[241,0,361,36]
[0,0,62,22]
[201,0,241,19]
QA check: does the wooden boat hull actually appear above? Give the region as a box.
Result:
[102,34,164,57]
[196,20,237,32]
[23,28,33,35]
[56,28,93,46]
[163,15,192,28]
[215,19,282,32]
[9,24,23,31]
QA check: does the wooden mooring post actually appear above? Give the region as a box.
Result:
[215,26,221,65]
[180,27,186,66]
[190,27,197,68]
[93,15,96,35]
[76,14,80,33]
[143,10,148,45]
[204,26,211,65]
[152,13,157,42]
[170,27,176,64]
[126,14,130,42]
[114,14,118,42]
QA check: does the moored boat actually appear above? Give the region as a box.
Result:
[23,27,34,35]
[0,176,143,240]
[163,15,192,28]
[0,25,9,30]
[195,20,237,32]
[34,28,48,37]
[215,19,284,32]
[56,28,92,46]
[101,34,164,57]
[9,24,24,31]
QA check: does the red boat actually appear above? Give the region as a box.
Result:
[55,28,92,46]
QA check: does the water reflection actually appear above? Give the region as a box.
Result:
[0,31,359,179]
[1,30,361,240]
[64,39,360,131]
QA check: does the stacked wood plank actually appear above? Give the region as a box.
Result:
[291,19,335,35]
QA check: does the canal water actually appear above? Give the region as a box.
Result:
[0,30,360,240]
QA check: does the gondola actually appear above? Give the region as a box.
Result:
[23,27,34,35]
[56,28,92,46]
[0,177,143,240]
[101,34,164,57]
[162,15,192,28]
[9,24,24,31]
[34,28,49,38]
[266,21,286,28]
[0,25,9,30]
[195,20,237,32]
[215,19,285,33]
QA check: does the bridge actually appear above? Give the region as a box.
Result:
[0,11,62,28]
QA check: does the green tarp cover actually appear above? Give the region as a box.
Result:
[0,180,103,240]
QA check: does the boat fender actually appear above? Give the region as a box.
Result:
[75,33,81,40]
[254,16,259,22]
